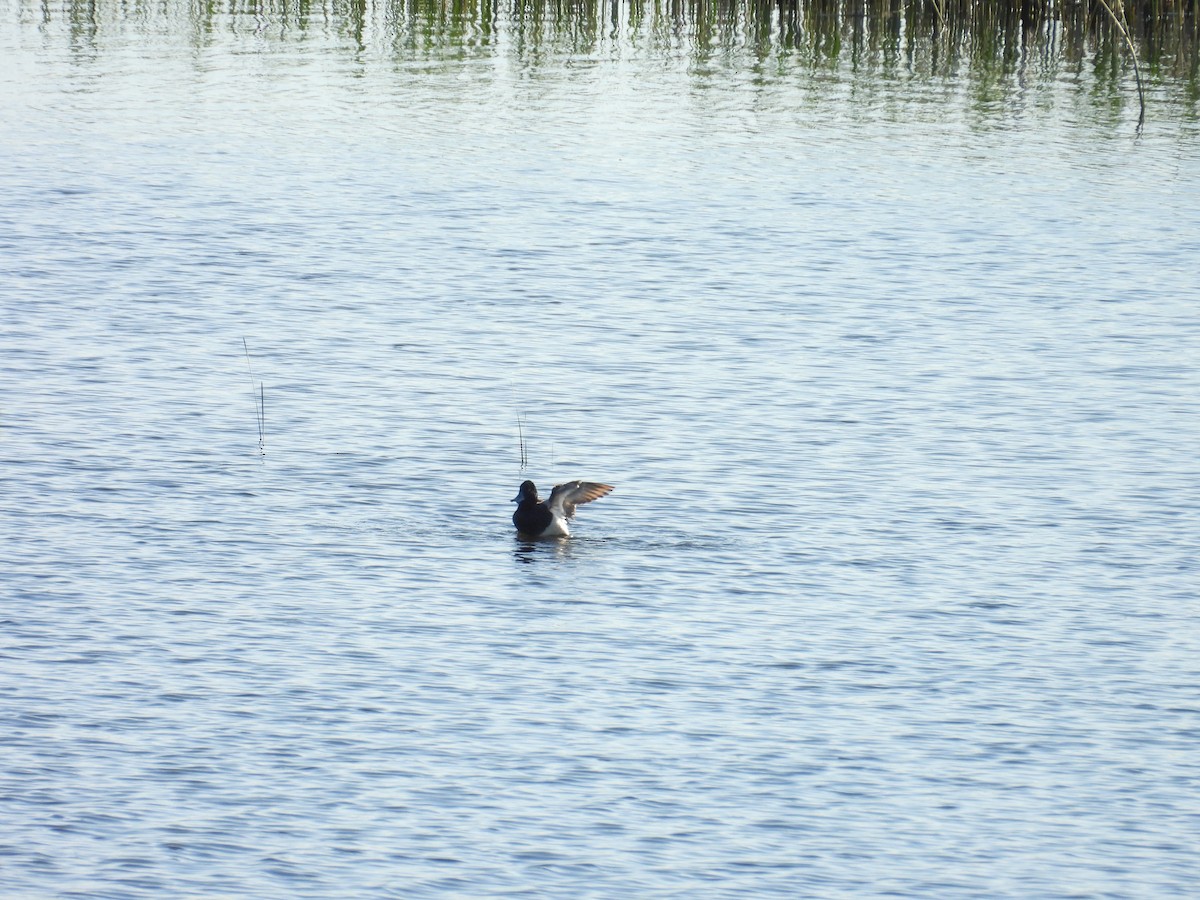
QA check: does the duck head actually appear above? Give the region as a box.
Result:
[512,480,539,504]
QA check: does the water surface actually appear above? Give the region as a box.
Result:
[2,2,1199,897]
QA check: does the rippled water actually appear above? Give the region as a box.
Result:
[3,2,1200,897]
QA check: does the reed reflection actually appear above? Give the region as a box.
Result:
[44,0,1198,85]
[42,0,1195,115]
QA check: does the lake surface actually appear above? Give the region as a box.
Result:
[3,1,1199,896]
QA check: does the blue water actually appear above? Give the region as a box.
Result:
[3,3,1200,897]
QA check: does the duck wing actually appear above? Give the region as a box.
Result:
[547,481,613,519]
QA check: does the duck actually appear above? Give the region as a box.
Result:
[512,479,613,538]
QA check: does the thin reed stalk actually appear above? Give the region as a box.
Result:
[242,338,266,456]
[517,413,528,470]
[1094,0,1148,126]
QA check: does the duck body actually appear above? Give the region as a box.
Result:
[512,479,613,538]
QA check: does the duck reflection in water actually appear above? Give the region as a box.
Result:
[513,536,573,563]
